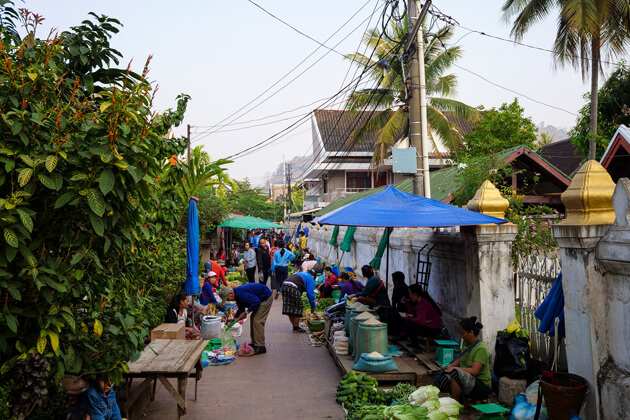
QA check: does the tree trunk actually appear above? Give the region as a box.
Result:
[588,43,600,161]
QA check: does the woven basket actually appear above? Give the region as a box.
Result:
[307,319,325,332]
[540,373,587,420]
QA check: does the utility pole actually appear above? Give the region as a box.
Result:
[407,0,432,197]
[287,164,295,214]
[282,155,287,220]
[187,124,191,164]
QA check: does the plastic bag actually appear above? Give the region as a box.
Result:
[220,327,236,353]
[508,385,549,420]
[238,341,254,357]
[509,401,549,420]
[494,333,530,379]
[526,381,541,404]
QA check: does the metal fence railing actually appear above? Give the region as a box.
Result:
[515,252,564,365]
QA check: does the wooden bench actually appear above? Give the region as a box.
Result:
[124,339,208,420]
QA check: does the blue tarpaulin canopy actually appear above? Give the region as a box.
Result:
[317,185,508,227]
[185,198,200,295]
[317,186,507,297]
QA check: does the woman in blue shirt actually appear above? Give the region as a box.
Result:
[271,240,295,299]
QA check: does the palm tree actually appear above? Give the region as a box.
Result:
[502,0,630,160]
[537,131,556,149]
[345,17,480,167]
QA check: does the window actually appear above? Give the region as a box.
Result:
[346,172,371,191]
[323,179,328,194]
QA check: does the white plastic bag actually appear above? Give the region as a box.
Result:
[526,380,541,404]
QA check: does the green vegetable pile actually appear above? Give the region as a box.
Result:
[316,297,336,311]
[336,371,392,406]
[390,382,418,404]
[344,402,387,420]
[383,404,429,419]
[407,386,464,419]
[226,272,248,284]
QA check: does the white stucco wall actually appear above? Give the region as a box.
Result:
[308,223,517,351]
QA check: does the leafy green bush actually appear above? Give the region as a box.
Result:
[0,8,228,417]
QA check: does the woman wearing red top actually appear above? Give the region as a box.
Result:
[319,266,339,298]
[401,284,443,349]
[216,247,226,261]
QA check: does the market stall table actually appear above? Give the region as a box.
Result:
[123,339,209,419]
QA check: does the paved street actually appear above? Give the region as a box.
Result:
[142,297,344,419]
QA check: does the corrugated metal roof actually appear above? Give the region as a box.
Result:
[313,109,378,153]
[314,145,573,217]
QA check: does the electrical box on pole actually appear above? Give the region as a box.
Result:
[392,147,418,174]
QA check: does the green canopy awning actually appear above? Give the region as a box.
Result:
[329,225,340,246]
[369,228,392,270]
[217,215,283,229]
[339,226,356,252]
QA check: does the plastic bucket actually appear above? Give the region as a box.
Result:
[355,322,389,362]
[540,373,587,420]
[200,316,222,339]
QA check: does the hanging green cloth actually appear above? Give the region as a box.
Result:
[329,225,340,246]
[369,228,392,270]
[339,226,356,252]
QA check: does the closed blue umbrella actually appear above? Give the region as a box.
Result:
[185,198,200,295]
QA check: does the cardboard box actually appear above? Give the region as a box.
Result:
[151,323,185,340]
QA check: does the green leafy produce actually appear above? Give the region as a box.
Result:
[390,382,417,404]
[316,297,336,311]
[226,272,241,282]
[408,385,440,405]
[336,372,392,406]
[437,397,464,417]
[383,404,429,420]
[427,410,449,420]
[420,398,440,413]
[345,402,387,420]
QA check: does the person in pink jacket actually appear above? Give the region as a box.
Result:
[401,284,443,350]
[318,266,339,298]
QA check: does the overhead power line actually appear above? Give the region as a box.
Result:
[247,0,348,59]
[190,79,373,132]
[451,63,577,116]
[454,23,624,68]
[191,0,377,144]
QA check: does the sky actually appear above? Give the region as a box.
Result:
[21,0,622,186]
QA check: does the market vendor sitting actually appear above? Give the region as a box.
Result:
[204,253,227,286]
[348,265,389,308]
[400,284,443,350]
[218,283,273,356]
[82,373,122,420]
[224,252,239,269]
[164,292,195,334]
[281,269,318,333]
[318,266,339,298]
[435,316,492,402]
[339,272,363,299]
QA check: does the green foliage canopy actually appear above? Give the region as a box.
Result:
[0,9,228,416]
[226,179,281,221]
[569,63,630,159]
[462,99,538,158]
